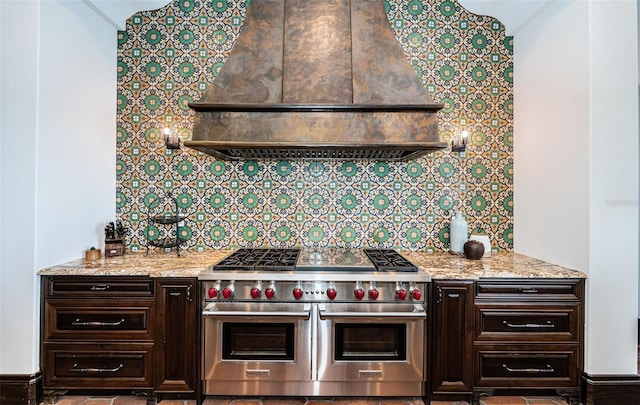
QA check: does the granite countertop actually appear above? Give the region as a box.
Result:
[38,249,586,280]
[404,251,586,279]
[38,249,233,278]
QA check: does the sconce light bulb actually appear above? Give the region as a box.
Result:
[461,130,469,139]
[163,127,171,135]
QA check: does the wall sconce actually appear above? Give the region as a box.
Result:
[163,127,180,149]
[451,130,468,152]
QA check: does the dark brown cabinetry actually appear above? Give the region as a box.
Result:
[429,278,584,405]
[154,278,197,395]
[41,276,198,403]
[430,280,474,399]
[42,276,155,395]
[472,279,584,404]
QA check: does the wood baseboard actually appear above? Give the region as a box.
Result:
[582,374,640,405]
[0,372,42,405]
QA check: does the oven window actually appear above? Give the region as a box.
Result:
[335,324,406,360]
[222,323,295,360]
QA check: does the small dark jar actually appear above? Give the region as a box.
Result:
[463,240,485,260]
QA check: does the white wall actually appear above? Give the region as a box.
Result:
[513,0,639,375]
[512,1,591,271]
[1,0,41,375]
[0,0,116,374]
[586,0,639,374]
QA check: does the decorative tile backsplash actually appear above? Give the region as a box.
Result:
[115,0,513,253]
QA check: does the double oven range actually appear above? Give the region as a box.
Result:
[198,248,430,397]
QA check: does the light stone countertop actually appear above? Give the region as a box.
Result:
[38,249,233,278]
[404,251,586,280]
[38,249,586,280]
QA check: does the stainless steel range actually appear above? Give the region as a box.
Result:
[198,248,430,397]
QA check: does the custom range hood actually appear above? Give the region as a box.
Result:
[186,0,444,161]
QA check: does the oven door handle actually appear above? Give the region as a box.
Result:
[202,304,311,319]
[319,305,426,320]
[203,310,310,319]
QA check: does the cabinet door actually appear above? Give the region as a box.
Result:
[431,280,474,394]
[154,278,197,393]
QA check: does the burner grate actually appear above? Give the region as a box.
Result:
[363,249,418,272]
[213,248,300,271]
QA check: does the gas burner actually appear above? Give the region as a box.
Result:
[363,249,418,272]
[213,248,300,271]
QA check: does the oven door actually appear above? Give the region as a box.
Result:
[316,303,426,383]
[202,302,312,388]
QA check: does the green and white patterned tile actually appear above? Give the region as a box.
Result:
[115,0,513,251]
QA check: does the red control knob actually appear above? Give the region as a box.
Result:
[354,288,365,300]
[396,288,407,301]
[410,288,422,300]
[250,287,261,299]
[368,288,379,300]
[265,287,276,299]
[208,287,218,299]
[326,288,337,300]
[293,288,304,300]
[222,287,234,299]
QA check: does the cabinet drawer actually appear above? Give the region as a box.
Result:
[46,276,154,298]
[43,342,153,389]
[475,280,581,301]
[474,344,580,388]
[44,299,154,340]
[475,302,580,341]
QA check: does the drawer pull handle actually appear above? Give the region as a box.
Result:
[503,320,555,329]
[503,364,555,374]
[359,369,383,378]
[246,369,270,377]
[70,363,124,373]
[519,288,539,293]
[90,285,110,291]
[72,318,125,327]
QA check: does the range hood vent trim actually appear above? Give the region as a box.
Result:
[188,103,445,113]
[186,140,448,161]
[186,0,444,161]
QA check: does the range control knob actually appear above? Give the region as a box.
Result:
[410,288,422,300]
[396,288,407,301]
[353,281,365,300]
[293,287,304,300]
[222,286,234,299]
[250,287,261,299]
[326,287,337,300]
[265,284,276,299]
[368,288,379,300]
[208,287,218,299]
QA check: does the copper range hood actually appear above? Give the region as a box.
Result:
[186,0,444,161]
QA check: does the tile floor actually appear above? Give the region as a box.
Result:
[48,396,571,405]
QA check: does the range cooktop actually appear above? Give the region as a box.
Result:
[212,248,300,271]
[212,248,418,272]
